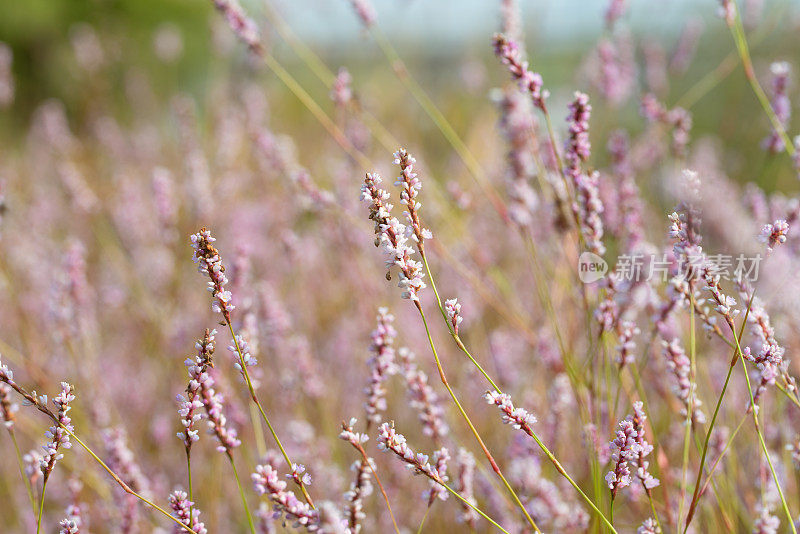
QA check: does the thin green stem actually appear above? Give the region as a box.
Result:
[36,479,47,534]
[736,349,797,533]
[370,28,509,220]
[10,429,36,514]
[683,294,753,532]
[414,303,542,533]
[66,430,198,533]
[678,297,697,526]
[186,451,193,502]
[226,320,315,508]
[646,491,663,533]
[439,481,511,534]
[229,455,257,534]
[683,359,736,532]
[727,4,795,157]
[417,503,433,534]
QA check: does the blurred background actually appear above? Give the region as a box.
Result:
[2,0,800,192]
[3,1,800,532]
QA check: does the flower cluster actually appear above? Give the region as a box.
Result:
[455,448,478,528]
[210,0,260,52]
[605,0,627,29]
[606,402,659,496]
[605,418,636,496]
[739,284,795,408]
[343,458,372,533]
[330,67,353,107]
[565,91,592,178]
[228,333,257,380]
[484,390,537,433]
[361,172,426,301]
[615,320,639,369]
[376,422,449,487]
[641,94,693,157]
[743,344,786,410]
[58,519,80,534]
[40,382,75,482]
[492,33,549,110]
[0,382,17,428]
[763,62,791,153]
[629,402,659,490]
[184,329,241,454]
[339,419,372,534]
[364,308,397,425]
[176,389,202,450]
[190,228,234,320]
[703,271,739,330]
[575,170,606,256]
[444,298,463,334]
[495,87,540,228]
[252,464,319,529]
[423,447,450,504]
[398,348,448,443]
[758,219,789,253]
[662,338,706,424]
[349,0,376,28]
[637,518,661,534]
[393,148,432,249]
[169,489,208,534]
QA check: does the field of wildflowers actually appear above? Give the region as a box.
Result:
[3,0,800,532]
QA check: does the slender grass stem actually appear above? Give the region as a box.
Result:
[417,503,433,534]
[727,4,795,157]
[226,321,315,508]
[229,455,257,534]
[9,429,37,515]
[36,479,47,534]
[440,481,512,534]
[414,303,542,533]
[735,346,797,533]
[678,297,697,526]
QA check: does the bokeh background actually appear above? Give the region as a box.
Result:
[2,1,800,532]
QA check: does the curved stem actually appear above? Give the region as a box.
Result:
[727,3,794,157]
[414,302,542,533]
[226,320,315,508]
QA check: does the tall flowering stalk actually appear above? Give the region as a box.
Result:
[564,92,591,180]
[455,448,478,529]
[375,422,509,533]
[339,418,399,534]
[37,382,76,534]
[398,348,448,445]
[483,390,618,532]
[662,338,706,424]
[565,92,606,255]
[605,403,660,527]
[190,227,314,508]
[364,308,397,426]
[184,330,240,455]
[492,33,548,111]
[762,62,791,153]
[0,358,200,533]
[361,172,426,301]
[181,328,254,531]
[362,150,543,532]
